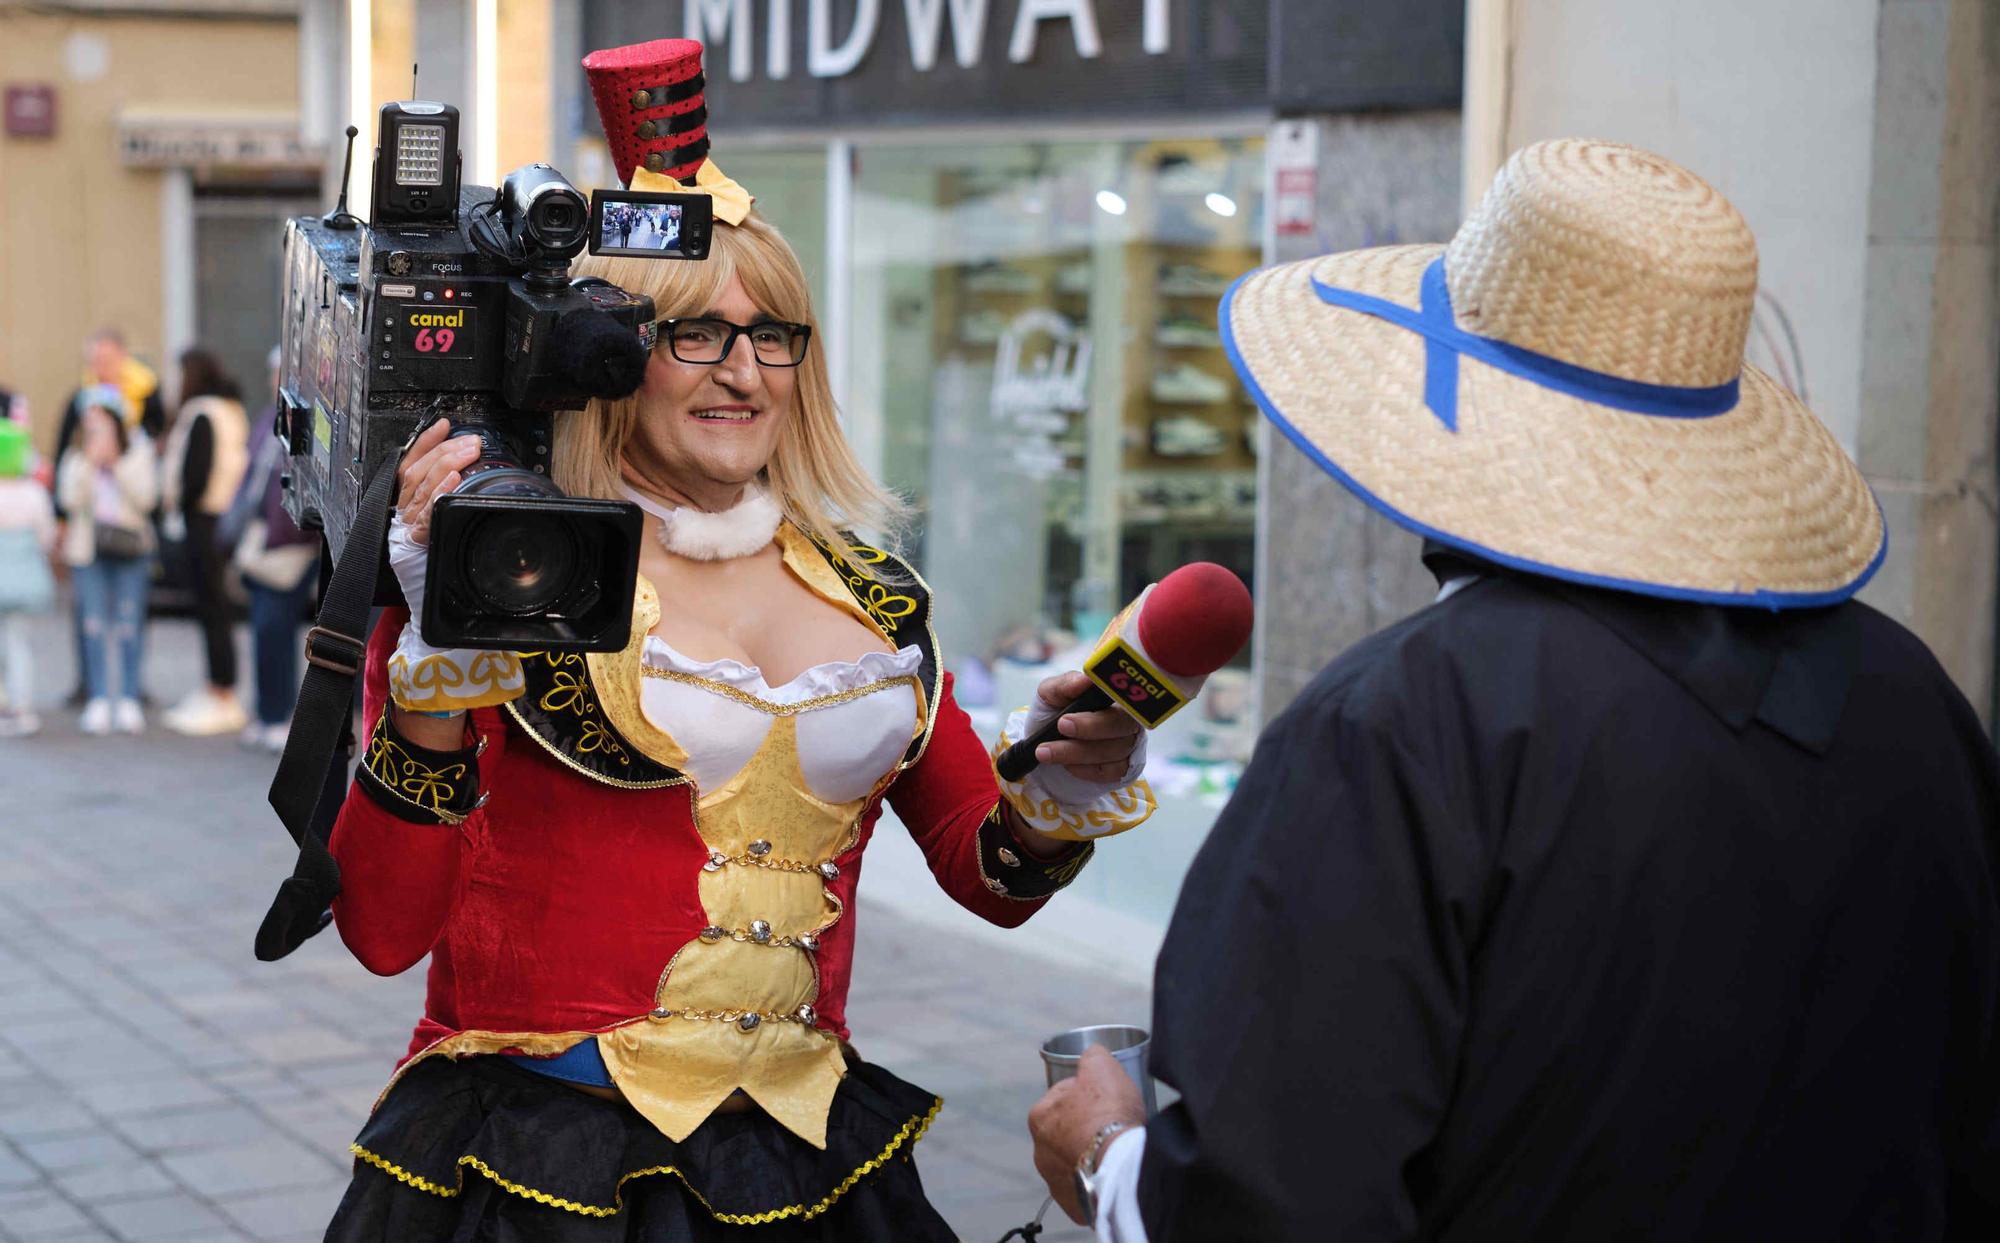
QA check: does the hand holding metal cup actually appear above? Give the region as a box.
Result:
[1040,1023,1158,1116]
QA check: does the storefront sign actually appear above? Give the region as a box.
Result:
[118,120,323,169]
[589,0,1267,126]
[4,84,56,138]
[681,0,1171,79]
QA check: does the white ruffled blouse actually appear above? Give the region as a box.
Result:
[638,636,925,802]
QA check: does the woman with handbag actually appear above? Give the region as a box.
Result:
[58,389,158,735]
[224,349,318,752]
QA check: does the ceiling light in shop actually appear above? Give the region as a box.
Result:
[1205,193,1238,218]
[1095,190,1128,216]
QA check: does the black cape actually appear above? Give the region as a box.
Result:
[1139,560,2000,1241]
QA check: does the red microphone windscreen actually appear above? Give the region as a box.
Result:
[1136,563,1254,678]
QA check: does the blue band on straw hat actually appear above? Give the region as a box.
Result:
[1219,267,1887,612]
[1312,258,1741,431]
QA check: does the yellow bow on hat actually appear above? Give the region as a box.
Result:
[629,158,755,227]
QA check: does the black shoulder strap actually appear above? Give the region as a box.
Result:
[254,459,399,961]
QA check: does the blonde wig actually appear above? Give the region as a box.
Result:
[556,209,907,572]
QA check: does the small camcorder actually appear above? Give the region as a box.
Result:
[277,100,709,651]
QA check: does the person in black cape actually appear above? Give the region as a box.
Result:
[1027,138,2000,1242]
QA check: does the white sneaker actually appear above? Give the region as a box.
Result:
[113,699,144,735]
[163,690,249,737]
[261,722,290,753]
[1149,414,1228,458]
[238,722,267,749]
[0,709,40,738]
[79,698,112,736]
[1150,363,1232,405]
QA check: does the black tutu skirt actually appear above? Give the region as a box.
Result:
[323,1055,956,1242]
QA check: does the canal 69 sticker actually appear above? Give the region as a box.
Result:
[392,305,475,358]
[1083,639,1189,728]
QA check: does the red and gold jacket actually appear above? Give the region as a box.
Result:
[329,530,1141,1149]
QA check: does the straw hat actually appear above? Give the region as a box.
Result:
[1222,138,1885,608]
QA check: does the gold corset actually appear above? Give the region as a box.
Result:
[601,672,917,1149]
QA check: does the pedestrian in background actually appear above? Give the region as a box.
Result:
[0,419,56,738]
[221,346,317,751]
[52,327,167,708]
[160,346,250,737]
[58,390,157,736]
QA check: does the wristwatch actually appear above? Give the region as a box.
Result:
[1072,1120,1137,1226]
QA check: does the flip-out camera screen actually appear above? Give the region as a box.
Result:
[589,191,714,260]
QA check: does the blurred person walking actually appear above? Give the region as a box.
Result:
[58,390,157,735]
[52,326,167,708]
[0,419,56,737]
[222,347,317,751]
[160,347,250,736]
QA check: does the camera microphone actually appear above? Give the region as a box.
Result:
[551,310,648,397]
[994,562,1254,782]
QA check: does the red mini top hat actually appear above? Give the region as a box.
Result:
[583,38,710,186]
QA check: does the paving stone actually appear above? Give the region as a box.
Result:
[68,1077,224,1120]
[87,1191,237,1242]
[211,1178,350,1240]
[0,1188,93,1236]
[15,1133,138,1176]
[50,1159,176,1204]
[157,1135,340,1200]
[104,1104,281,1155]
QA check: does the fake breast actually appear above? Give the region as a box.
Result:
[590,638,923,1148]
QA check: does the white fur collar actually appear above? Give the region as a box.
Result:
[618,481,783,561]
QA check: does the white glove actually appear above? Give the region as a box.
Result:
[384,512,524,713]
[993,698,1156,843]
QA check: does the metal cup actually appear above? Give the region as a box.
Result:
[1041,1024,1158,1116]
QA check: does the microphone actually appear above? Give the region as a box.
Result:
[994,562,1254,782]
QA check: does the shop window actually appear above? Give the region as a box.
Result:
[850,136,1264,919]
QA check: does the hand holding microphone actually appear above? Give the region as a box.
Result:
[997,563,1255,784]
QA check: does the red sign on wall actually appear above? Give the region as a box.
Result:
[4,84,56,138]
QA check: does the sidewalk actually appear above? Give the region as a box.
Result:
[0,611,1150,1242]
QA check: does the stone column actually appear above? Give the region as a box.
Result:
[1855,0,2000,720]
[1254,112,1461,722]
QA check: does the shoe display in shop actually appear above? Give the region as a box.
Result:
[79,697,112,736]
[163,689,249,737]
[960,260,1040,293]
[1157,263,1233,297]
[113,699,144,735]
[1150,414,1229,458]
[958,310,1009,344]
[1155,311,1221,347]
[1151,363,1233,405]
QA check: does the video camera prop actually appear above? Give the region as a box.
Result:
[277,99,713,652]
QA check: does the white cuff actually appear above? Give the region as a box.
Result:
[1093,1126,1149,1243]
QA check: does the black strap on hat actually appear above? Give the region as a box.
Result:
[254,457,399,962]
[629,73,707,110]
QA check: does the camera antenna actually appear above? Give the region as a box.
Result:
[322,125,362,231]
[411,62,419,99]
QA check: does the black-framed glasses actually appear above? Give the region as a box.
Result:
[653,317,812,367]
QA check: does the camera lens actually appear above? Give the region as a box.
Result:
[462,512,581,616]
[526,190,587,250]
